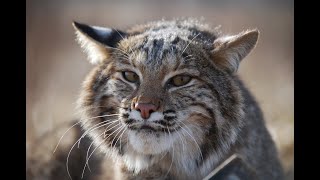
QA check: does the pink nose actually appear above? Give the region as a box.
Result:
[134,103,157,119]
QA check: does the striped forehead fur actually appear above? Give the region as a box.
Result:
[113,18,221,76]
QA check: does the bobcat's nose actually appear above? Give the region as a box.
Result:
[131,96,161,119]
[134,103,157,119]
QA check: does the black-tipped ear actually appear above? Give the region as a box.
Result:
[211,29,259,74]
[72,21,126,64]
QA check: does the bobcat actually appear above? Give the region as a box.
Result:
[27,18,284,180]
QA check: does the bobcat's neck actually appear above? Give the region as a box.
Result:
[118,137,223,180]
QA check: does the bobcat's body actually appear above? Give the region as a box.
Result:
[27,18,284,180]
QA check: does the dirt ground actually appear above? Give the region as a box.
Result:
[27,0,293,177]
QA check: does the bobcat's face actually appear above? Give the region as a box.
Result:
[82,32,220,155]
[113,35,221,155]
[75,19,258,161]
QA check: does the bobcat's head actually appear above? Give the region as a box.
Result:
[74,18,258,163]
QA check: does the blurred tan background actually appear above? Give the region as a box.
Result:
[26,0,293,176]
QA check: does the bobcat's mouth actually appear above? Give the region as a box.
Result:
[127,123,157,131]
[140,124,156,131]
[126,121,173,133]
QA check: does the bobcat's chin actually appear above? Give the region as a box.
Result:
[127,129,177,155]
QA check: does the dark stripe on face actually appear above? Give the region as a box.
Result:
[196,92,214,99]
[206,83,223,113]
[136,37,149,50]
[121,113,129,118]
[176,94,197,106]
[163,115,176,121]
[147,39,164,65]
[154,120,172,127]
[93,95,118,117]
[182,52,189,59]
[163,110,176,114]
[93,74,109,93]
[190,102,215,119]
[205,80,240,121]
[171,36,180,44]
[124,118,134,125]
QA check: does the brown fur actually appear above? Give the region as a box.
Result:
[27,18,284,180]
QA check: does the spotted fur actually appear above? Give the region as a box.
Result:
[33,18,284,180]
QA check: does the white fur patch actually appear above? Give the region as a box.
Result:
[130,110,143,121]
[129,110,164,122]
[122,151,151,172]
[127,129,176,155]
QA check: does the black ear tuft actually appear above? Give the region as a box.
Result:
[72,21,127,64]
[72,21,126,48]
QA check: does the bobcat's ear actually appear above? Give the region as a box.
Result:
[211,29,259,74]
[72,21,126,64]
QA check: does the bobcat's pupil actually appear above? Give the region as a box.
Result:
[122,71,139,83]
[170,75,192,87]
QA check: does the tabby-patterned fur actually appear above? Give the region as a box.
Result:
[28,18,284,180]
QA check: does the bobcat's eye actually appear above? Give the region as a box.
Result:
[170,75,192,87]
[122,71,139,83]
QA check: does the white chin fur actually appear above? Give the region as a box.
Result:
[128,129,176,155]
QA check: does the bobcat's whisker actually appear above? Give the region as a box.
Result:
[109,125,126,151]
[116,127,128,153]
[111,52,130,60]
[81,125,125,179]
[105,46,130,58]
[113,28,137,58]
[111,51,130,57]
[114,105,130,110]
[65,121,117,179]
[66,135,86,180]
[84,121,120,172]
[111,126,127,152]
[53,121,81,154]
[78,120,118,148]
[176,121,204,162]
[159,131,169,161]
[181,32,201,55]
[174,127,186,154]
[84,132,105,173]
[103,121,122,138]
[159,150,168,161]
[54,114,119,154]
[165,126,174,178]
